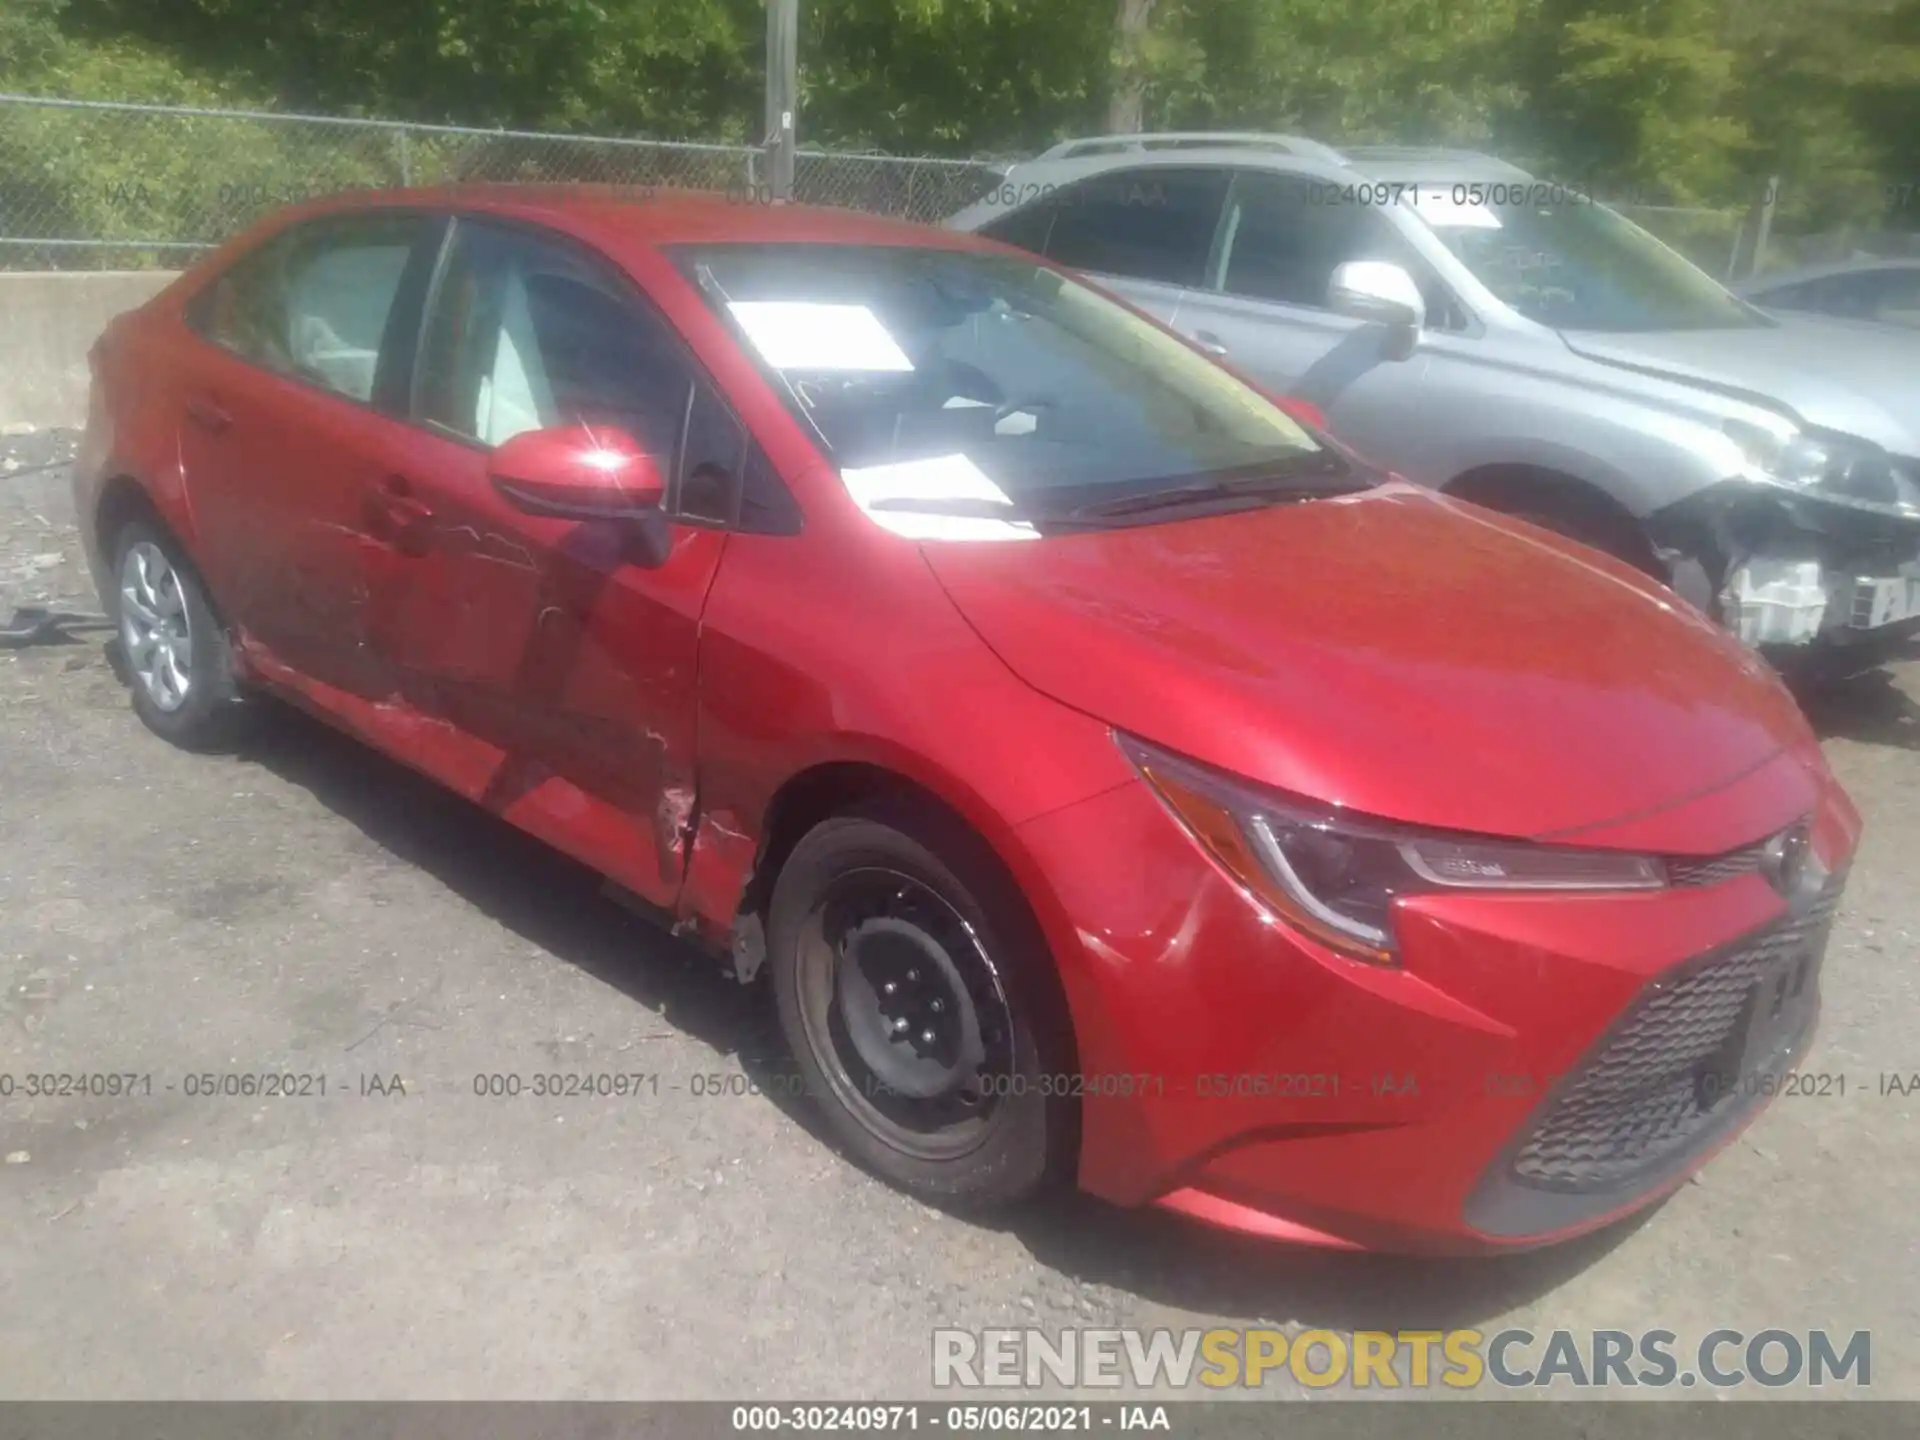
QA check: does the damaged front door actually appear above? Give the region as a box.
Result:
[371,217,727,907]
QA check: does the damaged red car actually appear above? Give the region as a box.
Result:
[75,189,1860,1253]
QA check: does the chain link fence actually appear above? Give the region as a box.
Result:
[10,93,1908,284]
[1618,193,1920,282]
[0,94,1003,270]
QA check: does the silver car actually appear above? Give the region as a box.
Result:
[1737,257,1920,333]
[948,133,1920,667]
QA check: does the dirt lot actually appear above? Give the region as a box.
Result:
[3,428,1917,1401]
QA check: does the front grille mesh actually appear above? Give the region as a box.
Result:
[1511,883,1842,1190]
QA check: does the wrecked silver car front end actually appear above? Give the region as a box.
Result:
[1650,424,1920,668]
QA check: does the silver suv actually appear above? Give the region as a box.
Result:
[948,133,1920,667]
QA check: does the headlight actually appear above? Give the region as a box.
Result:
[1120,735,1666,964]
[1723,419,1919,515]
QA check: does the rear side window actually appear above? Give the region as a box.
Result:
[985,167,1229,289]
[189,215,424,403]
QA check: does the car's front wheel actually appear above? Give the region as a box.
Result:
[111,519,246,749]
[768,802,1075,1208]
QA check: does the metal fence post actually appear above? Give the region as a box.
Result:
[1749,175,1779,279]
[396,126,413,186]
[765,0,798,201]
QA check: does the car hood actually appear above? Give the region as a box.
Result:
[1560,318,1920,456]
[923,483,1818,843]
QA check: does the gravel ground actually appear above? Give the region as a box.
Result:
[2,428,1916,1401]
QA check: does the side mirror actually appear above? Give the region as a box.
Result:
[488,424,665,520]
[1328,261,1426,360]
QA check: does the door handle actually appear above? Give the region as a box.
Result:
[1190,329,1230,357]
[185,397,232,432]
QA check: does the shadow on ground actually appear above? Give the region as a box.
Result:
[232,695,771,1066]
[1798,664,1920,752]
[227,694,1634,1332]
[997,1187,1651,1331]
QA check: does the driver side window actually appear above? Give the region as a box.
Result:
[414,222,692,456]
[1217,173,1465,329]
[412,218,802,532]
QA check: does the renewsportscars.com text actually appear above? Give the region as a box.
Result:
[932,1327,1871,1390]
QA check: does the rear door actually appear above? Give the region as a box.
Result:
[371,216,738,906]
[176,211,443,699]
[977,166,1230,326]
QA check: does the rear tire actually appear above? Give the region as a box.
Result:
[768,800,1075,1208]
[110,518,247,751]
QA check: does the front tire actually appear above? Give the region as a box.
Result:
[768,802,1075,1208]
[111,519,245,750]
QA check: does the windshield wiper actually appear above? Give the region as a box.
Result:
[1063,453,1359,521]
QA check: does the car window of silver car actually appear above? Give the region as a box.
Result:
[1212,172,1468,330]
[1868,269,1920,327]
[977,166,1230,290]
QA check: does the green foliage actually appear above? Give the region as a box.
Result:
[3,0,1918,267]
[1176,0,1533,145]
[796,2,1109,152]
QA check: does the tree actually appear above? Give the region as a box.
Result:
[1108,0,1156,132]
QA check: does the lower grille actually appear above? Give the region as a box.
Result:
[1510,881,1843,1192]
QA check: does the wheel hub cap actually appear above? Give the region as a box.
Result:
[835,915,985,1100]
[798,867,1017,1159]
[118,541,194,712]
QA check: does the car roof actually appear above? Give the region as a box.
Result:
[1023,133,1530,180]
[276,183,995,252]
[1738,256,1920,293]
[946,137,1535,226]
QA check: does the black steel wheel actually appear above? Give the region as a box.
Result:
[769,802,1074,1206]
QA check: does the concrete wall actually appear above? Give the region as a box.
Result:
[0,271,179,432]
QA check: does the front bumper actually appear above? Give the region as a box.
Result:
[1015,754,1859,1254]
[1649,480,1920,662]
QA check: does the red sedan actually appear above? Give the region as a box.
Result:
[74,188,1859,1253]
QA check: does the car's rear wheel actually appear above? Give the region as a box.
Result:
[768,802,1074,1207]
[111,519,245,749]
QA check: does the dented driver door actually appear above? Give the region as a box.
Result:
[369,217,727,908]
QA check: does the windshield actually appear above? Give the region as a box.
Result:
[1403,185,1768,333]
[674,244,1355,536]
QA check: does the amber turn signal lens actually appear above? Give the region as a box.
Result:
[1136,761,1395,964]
